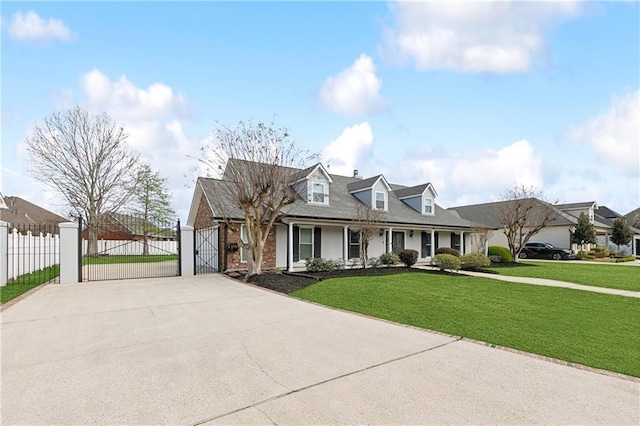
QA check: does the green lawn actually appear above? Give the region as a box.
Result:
[487,261,640,292]
[292,272,640,377]
[82,255,178,265]
[0,265,59,305]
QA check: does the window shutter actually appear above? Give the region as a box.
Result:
[434,232,439,249]
[293,226,300,262]
[314,227,322,258]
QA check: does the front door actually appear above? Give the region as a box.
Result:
[421,231,431,258]
[392,231,405,255]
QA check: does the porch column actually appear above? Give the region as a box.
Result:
[387,227,393,253]
[430,229,435,258]
[460,231,464,255]
[343,225,349,266]
[288,221,294,272]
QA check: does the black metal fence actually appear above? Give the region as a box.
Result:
[5,223,61,287]
[81,213,180,281]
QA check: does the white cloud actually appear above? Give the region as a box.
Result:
[392,140,546,207]
[319,54,388,116]
[381,0,581,73]
[566,90,640,177]
[323,123,374,176]
[6,10,73,42]
[81,69,188,122]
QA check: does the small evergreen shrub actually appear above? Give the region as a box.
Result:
[461,253,491,270]
[433,253,461,272]
[379,252,399,267]
[435,247,461,257]
[305,257,343,272]
[398,249,418,267]
[368,257,381,268]
[348,257,361,269]
[488,255,502,264]
[488,246,513,263]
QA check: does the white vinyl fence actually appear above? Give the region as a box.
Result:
[82,239,178,256]
[7,228,60,281]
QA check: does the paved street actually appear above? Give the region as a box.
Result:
[2,274,638,425]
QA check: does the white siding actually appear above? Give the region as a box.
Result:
[275,224,287,268]
[321,226,344,260]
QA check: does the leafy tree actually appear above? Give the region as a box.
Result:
[199,119,316,276]
[611,217,632,252]
[129,163,176,255]
[24,106,138,255]
[496,185,558,262]
[571,212,597,247]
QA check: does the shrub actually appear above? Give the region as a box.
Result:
[368,257,381,268]
[379,252,399,267]
[461,253,491,270]
[270,267,283,274]
[488,246,513,263]
[433,253,461,272]
[305,257,343,272]
[435,247,461,257]
[488,255,502,264]
[348,257,361,269]
[398,249,418,267]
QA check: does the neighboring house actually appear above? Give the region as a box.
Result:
[187,159,473,272]
[624,208,640,256]
[0,194,68,227]
[449,200,639,256]
[82,212,175,241]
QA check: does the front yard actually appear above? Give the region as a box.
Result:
[487,261,640,291]
[291,272,640,377]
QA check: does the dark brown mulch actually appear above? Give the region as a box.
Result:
[230,267,436,294]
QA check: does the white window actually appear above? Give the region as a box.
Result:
[588,210,594,223]
[375,191,386,210]
[424,197,433,214]
[299,228,313,260]
[240,224,249,262]
[311,182,327,204]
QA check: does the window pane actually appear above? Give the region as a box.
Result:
[241,225,248,243]
[300,228,312,244]
[375,193,385,209]
[424,198,432,214]
[299,244,312,260]
[349,230,360,244]
[313,183,325,203]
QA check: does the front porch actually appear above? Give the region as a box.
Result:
[281,219,473,272]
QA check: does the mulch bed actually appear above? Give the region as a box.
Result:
[228,267,440,294]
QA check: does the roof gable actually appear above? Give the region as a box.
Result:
[290,163,333,184]
[0,196,68,226]
[347,174,391,193]
[394,183,438,199]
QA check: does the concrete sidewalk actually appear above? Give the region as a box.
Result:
[2,275,638,425]
[415,265,640,298]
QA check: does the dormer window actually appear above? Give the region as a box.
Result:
[588,210,594,223]
[312,182,327,204]
[424,197,433,215]
[375,191,386,210]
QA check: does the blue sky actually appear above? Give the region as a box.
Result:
[2,1,639,221]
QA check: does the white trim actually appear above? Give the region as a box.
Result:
[290,163,334,185]
[348,175,392,194]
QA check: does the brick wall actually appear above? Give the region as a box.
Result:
[195,193,278,271]
[224,223,277,271]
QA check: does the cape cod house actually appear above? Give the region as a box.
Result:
[188,159,474,272]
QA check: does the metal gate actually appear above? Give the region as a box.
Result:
[81,213,180,281]
[195,226,219,274]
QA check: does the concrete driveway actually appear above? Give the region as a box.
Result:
[2,275,638,425]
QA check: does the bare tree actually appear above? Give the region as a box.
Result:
[352,202,385,268]
[200,119,316,276]
[470,223,494,254]
[24,106,139,255]
[496,185,558,262]
[129,163,176,255]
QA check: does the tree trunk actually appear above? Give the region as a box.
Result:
[143,234,149,256]
[88,217,98,256]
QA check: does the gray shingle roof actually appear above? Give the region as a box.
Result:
[557,201,597,210]
[347,175,384,193]
[199,166,472,229]
[394,183,430,199]
[448,199,574,229]
[0,196,68,226]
